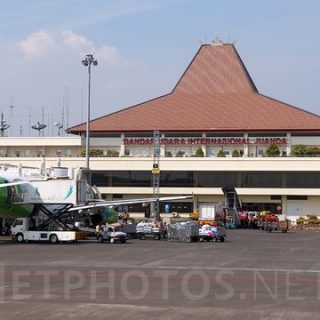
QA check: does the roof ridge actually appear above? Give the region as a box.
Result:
[230,45,258,93]
[67,93,172,132]
[257,93,320,117]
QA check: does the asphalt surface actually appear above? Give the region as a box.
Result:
[1,229,320,320]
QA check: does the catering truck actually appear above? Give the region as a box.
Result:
[198,202,226,226]
[11,217,81,243]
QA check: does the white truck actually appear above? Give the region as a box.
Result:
[11,217,81,243]
[198,203,226,225]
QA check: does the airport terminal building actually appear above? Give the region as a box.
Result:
[1,40,320,222]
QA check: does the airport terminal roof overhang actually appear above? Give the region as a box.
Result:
[68,42,320,134]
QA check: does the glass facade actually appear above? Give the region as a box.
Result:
[92,170,320,188]
[125,202,193,214]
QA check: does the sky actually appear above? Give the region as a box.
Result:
[0,0,319,136]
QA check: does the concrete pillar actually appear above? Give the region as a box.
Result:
[120,133,125,156]
[193,196,198,212]
[160,133,165,157]
[243,133,249,157]
[202,133,207,157]
[281,195,287,216]
[286,132,291,156]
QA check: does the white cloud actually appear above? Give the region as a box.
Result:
[17,31,55,58]
[62,30,92,49]
[16,30,120,66]
[0,29,153,134]
[95,46,119,65]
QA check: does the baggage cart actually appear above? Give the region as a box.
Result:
[167,221,199,242]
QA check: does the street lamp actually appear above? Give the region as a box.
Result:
[82,53,98,169]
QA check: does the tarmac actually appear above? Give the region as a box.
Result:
[0,229,320,320]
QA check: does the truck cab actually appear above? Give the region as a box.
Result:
[11,218,30,238]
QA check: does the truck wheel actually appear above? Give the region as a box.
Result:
[139,234,146,240]
[49,234,59,244]
[16,233,24,243]
[97,236,104,243]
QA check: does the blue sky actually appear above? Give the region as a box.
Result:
[0,0,319,136]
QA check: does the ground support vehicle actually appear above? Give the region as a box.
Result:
[114,222,138,238]
[211,225,226,242]
[199,224,226,242]
[136,219,162,240]
[239,211,249,228]
[96,225,128,243]
[247,212,259,229]
[257,211,272,230]
[11,217,81,243]
[167,221,199,242]
[199,224,215,242]
[238,211,259,229]
[258,212,288,233]
[264,215,289,233]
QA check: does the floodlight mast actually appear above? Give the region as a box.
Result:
[0,112,10,137]
[82,54,98,169]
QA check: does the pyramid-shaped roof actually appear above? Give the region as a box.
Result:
[68,42,320,134]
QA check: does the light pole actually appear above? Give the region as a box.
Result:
[82,54,98,169]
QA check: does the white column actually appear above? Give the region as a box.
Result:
[243,133,249,157]
[286,132,291,156]
[202,133,207,157]
[120,133,125,156]
[193,196,198,212]
[281,195,287,216]
[160,133,165,157]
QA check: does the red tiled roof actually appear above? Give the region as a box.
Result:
[68,43,320,134]
[173,44,257,94]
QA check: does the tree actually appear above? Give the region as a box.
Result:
[291,144,307,156]
[194,147,204,157]
[176,150,185,157]
[216,149,226,157]
[106,150,119,157]
[165,150,173,157]
[265,143,280,157]
[80,149,104,157]
[232,149,240,157]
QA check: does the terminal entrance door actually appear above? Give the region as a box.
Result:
[287,201,303,217]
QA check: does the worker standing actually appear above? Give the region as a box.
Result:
[123,211,129,224]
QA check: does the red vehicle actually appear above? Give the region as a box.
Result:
[248,211,259,228]
[239,211,249,228]
[258,212,288,233]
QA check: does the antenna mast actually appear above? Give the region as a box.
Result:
[9,96,14,136]
[31,121,47,137]
[0,112,10,137]
[41,106,45,136]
